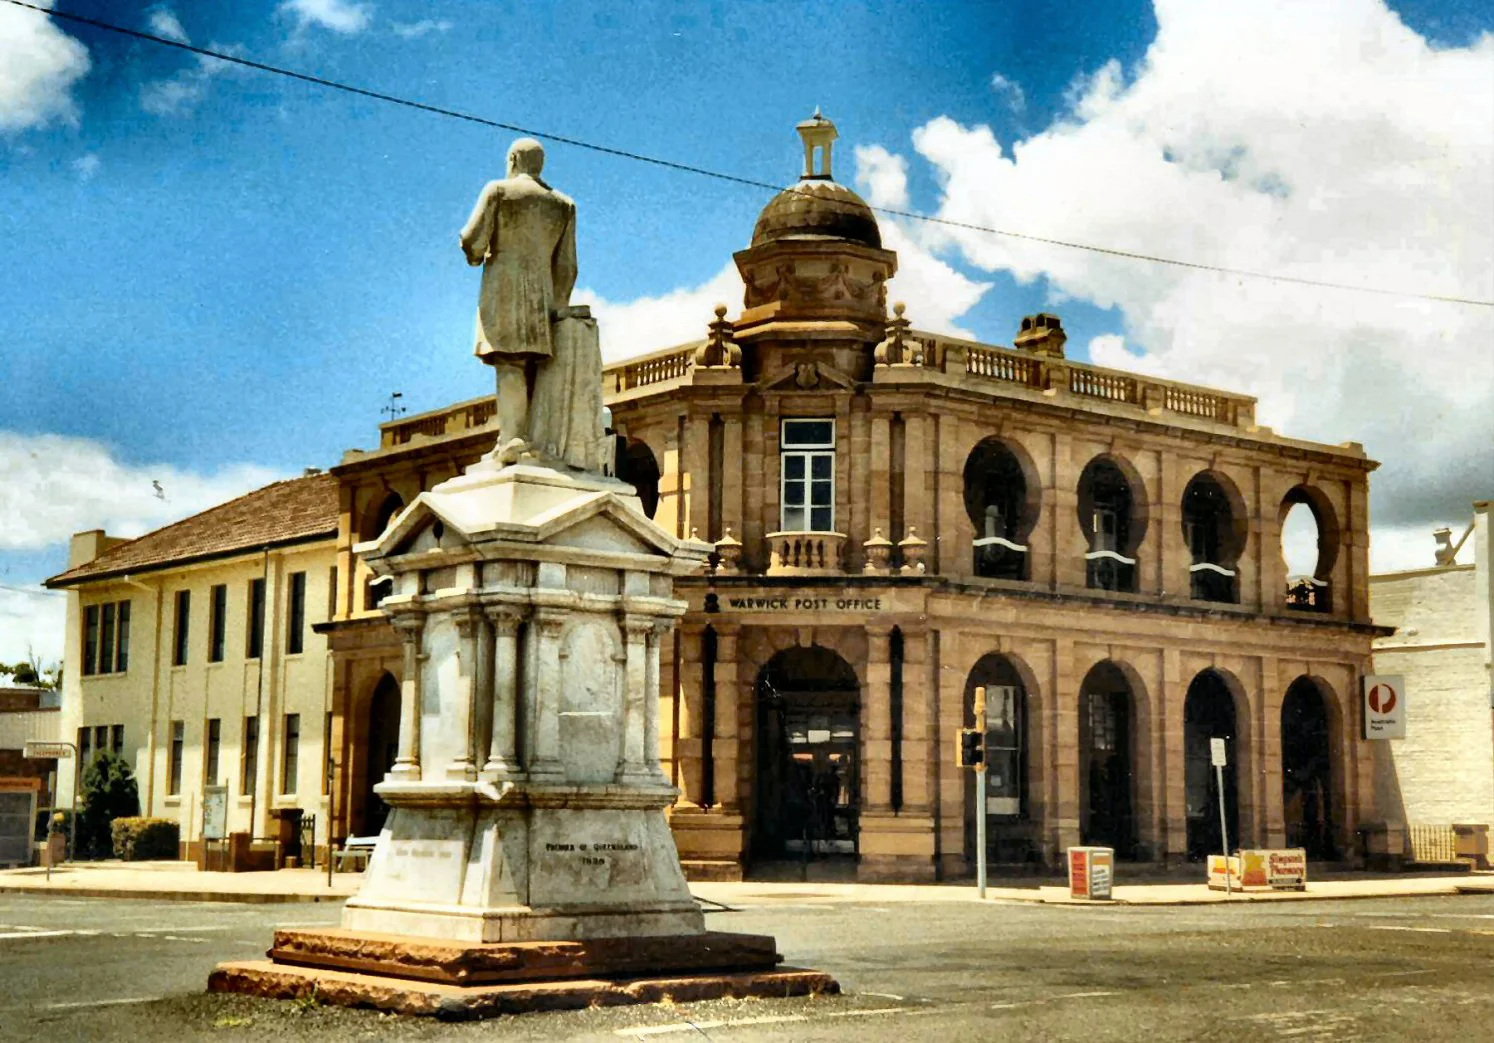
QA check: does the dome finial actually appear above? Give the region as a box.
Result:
[795,109,838,181]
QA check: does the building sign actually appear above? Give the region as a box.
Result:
[22,742,73,760]
[1363,674,1406,739]
[716,594,884,614]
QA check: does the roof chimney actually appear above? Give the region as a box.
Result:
[1015,313,1067,358]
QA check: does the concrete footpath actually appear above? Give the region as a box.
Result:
[2,860,1492,906]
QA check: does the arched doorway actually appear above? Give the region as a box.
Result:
[1280,486,1339,613]
[1282,677,1336,859]
[1181,471,1246,603]
[1077,455,1146,592]
[1079,661,1135,856]
[964,654,1032,863]
[753,646,860,863]
[615,438,662,520]
[360,493,405,610]
[357,672,401,836]
[1184,669,1240,859]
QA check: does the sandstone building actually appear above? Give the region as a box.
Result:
[49,115,1387,878]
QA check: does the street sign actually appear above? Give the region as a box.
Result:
[1363,674,1406,739]
[23,742,73,760]
[1209,737,1227,767]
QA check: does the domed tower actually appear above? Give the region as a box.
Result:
[732,111,898,381]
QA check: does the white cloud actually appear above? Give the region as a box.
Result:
[140,44,247,117]
[0,585,66,665]
[990,71,1026,113]
[70,152,99,180]
[854,144,910,209]
[391,19,452,39]
[147,5,189,44]
[0,0,90,134]
[0,431,283,552]
[280,0,372,34]
[890,0,1493,538]
[576,264,744,362]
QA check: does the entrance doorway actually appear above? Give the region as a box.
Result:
[1184,669,1239,860]
[1079,661,1135,856]
[753,646,860,864]
[964,654,1032,863]
[357,672,401,836]
[1282,677,1336,859]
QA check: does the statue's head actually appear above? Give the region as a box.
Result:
[507,138,545,178]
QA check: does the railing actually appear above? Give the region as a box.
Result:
[464,399,497,429]
[389,414,447,445]
[1166,386,1238,425]
[1069,368,1139,404]
[765,531,846,576]
[619,347,694,390]
[1407,824,1459,864]
[966,346,1038,387]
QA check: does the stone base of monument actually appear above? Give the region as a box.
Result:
[208,928,837,1019]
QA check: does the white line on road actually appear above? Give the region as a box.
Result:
[0,929,98,941]
[41,996,163,1011]
[1367,925,1452,934]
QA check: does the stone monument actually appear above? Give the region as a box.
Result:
[209,139,835,1018]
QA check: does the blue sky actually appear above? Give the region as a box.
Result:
[2,0,1491,662]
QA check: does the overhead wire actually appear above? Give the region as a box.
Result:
[7,0,1492,308]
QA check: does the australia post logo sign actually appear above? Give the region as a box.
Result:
[1363,674,1406,739]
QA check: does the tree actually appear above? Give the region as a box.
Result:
[78,752,140,858]
[0,647,61,690]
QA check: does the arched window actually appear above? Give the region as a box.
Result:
[1078,456,1145,592]
[360,492,404,610]
[964,438,1039,580]
[615,437,662,520]
[1182,472,1246,603]
[1280,487,1339,613]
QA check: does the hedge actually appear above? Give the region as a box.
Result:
[110,817,180,861]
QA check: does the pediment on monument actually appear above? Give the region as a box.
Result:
[359,466,697,567]
[758,360,856,392]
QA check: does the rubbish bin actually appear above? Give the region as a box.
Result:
[1067,846,1114,900]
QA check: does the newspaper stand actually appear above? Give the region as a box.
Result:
[1067,846,1115,900]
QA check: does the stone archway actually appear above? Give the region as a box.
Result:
[1282,676,1337,859]
[1079,661,1137,856]
[752,645,860,863]
[1184,669,1242,859]
[964,653,1035,863]
[356,672,401,837]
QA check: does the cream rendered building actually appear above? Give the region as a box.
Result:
[47,475,338,855]
[1370,502,1494,836]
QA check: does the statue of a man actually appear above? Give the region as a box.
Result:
[460,138,578,465]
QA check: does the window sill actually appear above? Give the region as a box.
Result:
[164,797,182,807]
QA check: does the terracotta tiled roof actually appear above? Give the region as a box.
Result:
[45,473,338,588]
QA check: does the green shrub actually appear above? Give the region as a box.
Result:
[78,752,140,858]
[110,817,180,861]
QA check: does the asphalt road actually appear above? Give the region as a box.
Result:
[1,891,1493,1042]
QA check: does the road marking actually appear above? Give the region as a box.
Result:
[1366,925,1451,934]
[42,996,162,1011]
[127,925,230,934]
[620,1014,809,1036]
[0,929,97,941]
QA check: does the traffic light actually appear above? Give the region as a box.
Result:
[957,728,985,768]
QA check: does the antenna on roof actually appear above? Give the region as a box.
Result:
[381,391,406,422]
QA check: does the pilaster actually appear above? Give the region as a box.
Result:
[388,612,425,781]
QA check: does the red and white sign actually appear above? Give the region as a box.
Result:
[1363,674,1406,739]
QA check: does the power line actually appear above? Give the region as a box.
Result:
[10,0,1492,309]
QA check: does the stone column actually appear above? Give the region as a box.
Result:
[646,621,670,780]
[706,624,740,810]
[621,614,654,780]
[528,609,567,779]
[449,607,482,781]
[862,625,893,812]
[388,613,425,780]
[1260,656,1285,848]
[1051,635,1080,856]
[1160,647,1187,862]
[674,624,707,807]
[482,604,525,780]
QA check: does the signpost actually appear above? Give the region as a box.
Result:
[973,686,988,899]
[1362,674,1406,739]
[1210,737,1231,895]
[23,741,76,874]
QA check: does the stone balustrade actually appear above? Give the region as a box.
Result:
[764,530,847,576]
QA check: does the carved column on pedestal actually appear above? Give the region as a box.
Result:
[388,612,426,780]
[448,606,483,781]
[621,614,655,780]
[647,620,671,781]
[528,609,567,779]
[482,603,526,779]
